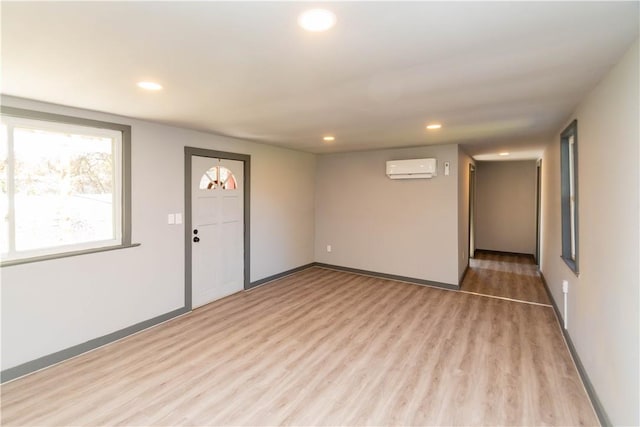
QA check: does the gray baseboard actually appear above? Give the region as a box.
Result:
[1,263,316,383]
[1,262,457,384]
[459,264,470,286]
[475,248,536,260]
[314,263,459,290]
[539,273,611,427]
[247,263,316,289]
[1,306,189,383]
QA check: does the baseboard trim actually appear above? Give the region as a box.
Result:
[1,306,190,384]
[0,263,461,384]
[475,249,536,260]
[2,263,320,383]
[459,264,469,286]
[315,263,459,290]
[247,263,316,290]
[539,273,611,427]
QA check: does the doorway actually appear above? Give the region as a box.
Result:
[535,159,542,265]
[185,147,250,309]
[468,163,476,259]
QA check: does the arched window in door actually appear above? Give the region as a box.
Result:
[199,166,237,190]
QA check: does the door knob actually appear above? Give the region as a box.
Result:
[193,236,200,243]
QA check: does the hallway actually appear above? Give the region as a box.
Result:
[461,250,550,305]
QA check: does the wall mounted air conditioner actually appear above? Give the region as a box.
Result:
[386,158,437,179]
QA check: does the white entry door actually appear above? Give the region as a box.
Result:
[191,156,244,308]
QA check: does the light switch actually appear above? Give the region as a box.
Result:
[175,213,183,224]
[168,214,175,224]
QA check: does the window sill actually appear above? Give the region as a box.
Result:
[1,243,142,268]
[561,255,580,277]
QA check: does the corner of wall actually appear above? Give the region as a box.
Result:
[539,39,639,426]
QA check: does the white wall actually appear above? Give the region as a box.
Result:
[0,96,316,370]
[540,40,639,426]
[457,149,474,281]
[475,160,537,255]
[314,144,460,285]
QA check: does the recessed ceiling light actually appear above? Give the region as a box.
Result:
[499,152,510,156]
[298,9,336,32]
[323,136,335,142]
[426,123,442,130]
[137,81,163,91]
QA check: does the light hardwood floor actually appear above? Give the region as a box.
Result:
[1,264,597,426]
[462,250,551,305]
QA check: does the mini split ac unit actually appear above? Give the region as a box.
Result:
[386,158,437,179]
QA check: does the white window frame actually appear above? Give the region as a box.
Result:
[1,107,134,266]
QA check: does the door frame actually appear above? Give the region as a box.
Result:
[468,163,476,259]
[535,159,542,265]
[184,147,251,310]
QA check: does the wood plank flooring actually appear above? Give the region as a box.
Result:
[1,264,597,426]
[462,250,551,305]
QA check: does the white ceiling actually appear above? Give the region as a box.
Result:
[2,1,638,157]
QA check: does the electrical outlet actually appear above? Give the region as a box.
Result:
[327,245,332,253]
[562,280,569,293]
